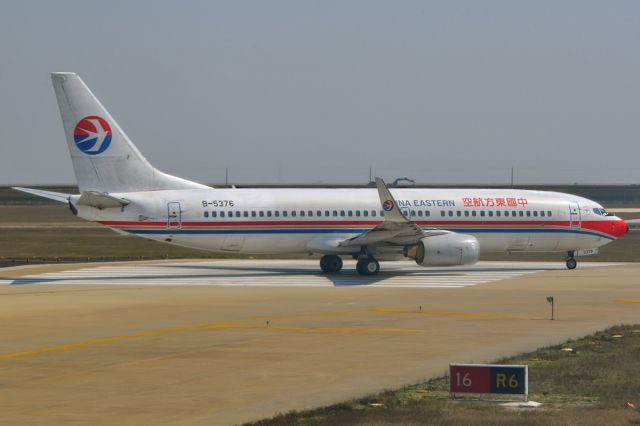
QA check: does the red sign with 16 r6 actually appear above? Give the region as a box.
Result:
[450,364,527,395]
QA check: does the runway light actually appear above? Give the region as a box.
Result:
[546,296,554,320]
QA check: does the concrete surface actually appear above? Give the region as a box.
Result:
[0,259,639,425]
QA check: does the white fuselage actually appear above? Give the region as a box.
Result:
[74,187,627,257]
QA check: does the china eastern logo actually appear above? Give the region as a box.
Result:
[382,200,394,211]
[73,116,112,155]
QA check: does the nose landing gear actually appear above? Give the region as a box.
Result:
[565,251,577,270]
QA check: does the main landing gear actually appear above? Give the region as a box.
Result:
[565,251,577,270]
[319,254,381,275]
[356,257,380,276]
[320,255,343,274]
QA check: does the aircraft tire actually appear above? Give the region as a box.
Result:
[566,258,577,270]
[356,258,380,275]
[320,255,343,274]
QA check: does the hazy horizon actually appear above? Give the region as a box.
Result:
[1,1,638,186]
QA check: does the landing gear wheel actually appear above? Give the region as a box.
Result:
[356,258,380,275]
[566,258,577,270]
[320,255,343,274]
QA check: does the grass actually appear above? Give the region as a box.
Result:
[246,325,640,426]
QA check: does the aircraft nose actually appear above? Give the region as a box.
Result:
[613,218,628,238]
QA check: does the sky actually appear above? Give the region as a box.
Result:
[1,0,639,186]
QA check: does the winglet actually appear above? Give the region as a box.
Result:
[374,177,409,222]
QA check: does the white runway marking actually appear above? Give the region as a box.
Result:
[0,260,618,289]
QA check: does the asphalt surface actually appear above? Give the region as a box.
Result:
[1,259,639,425]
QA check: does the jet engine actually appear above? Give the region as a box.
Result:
[407,233,480,267]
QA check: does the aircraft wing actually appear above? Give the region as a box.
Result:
[339,178,443,248]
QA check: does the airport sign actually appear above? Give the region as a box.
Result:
[449,363,528,398]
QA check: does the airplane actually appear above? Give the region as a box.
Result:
[13,73,629,275]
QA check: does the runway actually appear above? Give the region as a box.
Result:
[0,259,616,288]
[0,260,639,425]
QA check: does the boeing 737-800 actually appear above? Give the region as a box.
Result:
[13,73,628,275]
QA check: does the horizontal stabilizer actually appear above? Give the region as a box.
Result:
[76,191,130,209]
[12,187,71,203]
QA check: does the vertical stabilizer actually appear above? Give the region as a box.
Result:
[51,72,209,193]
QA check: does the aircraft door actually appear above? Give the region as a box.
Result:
[569,202,581,228]
[167,202,182,229]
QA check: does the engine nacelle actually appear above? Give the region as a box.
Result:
[408,234,480,267]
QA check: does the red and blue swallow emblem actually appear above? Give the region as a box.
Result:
[382,200,394,211]
[73,116,112,155]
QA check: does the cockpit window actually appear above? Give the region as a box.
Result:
[593,208,610,216]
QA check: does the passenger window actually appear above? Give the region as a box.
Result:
[212,211,217,218]
[533,211,538,217]
[204,211,209,218]
[488,211,493,217]
[251,211,257,217]
[464,211,469,217]
[496,211,500,217]
[259,211,265,217]
[243,211,249,218]
[333,210,338,217]
[317,210,322,217]
[519,211,524,217]
[456,211,461,217]
[448,210,453,217]
[356,210,361,217]
[291,211,297,217]
[471,211,476,217]
[220,211,225,218]
[363,210,369,217]
[512,211,517,217]
[283,211,288,217]
[548,211,552,217]
[348,210,353,217]
[275,211,280,217]
[425,211,430,217]
[372,210,377,217]
[267,211,272,217]
[324,210,330,217]
[540,211,545,217]
[418,210,423,217]
[480,211,485,217]
[380,210,385,217]
[340,211,346,217]
[441,210,446,217]
[308,210,313,217]
[526,211,531,217]
[411,211,416,217]
[300,211,305,217]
